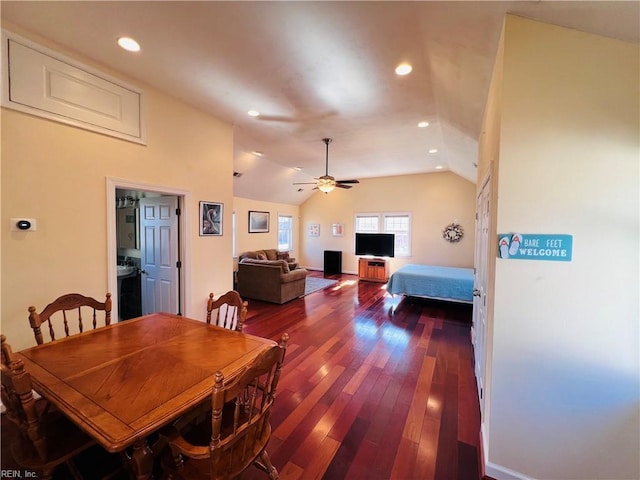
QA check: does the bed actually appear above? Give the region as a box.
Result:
[386,264,474,304]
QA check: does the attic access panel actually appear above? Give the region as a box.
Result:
[2,29,146,144]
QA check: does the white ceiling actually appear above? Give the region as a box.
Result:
[2,1,638,205]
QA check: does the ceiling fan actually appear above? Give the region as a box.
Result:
[294,138,360,193]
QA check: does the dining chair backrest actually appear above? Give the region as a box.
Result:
[28,293,112,345]
[1,332,15,366]
[1,334,99,479]
[206,291,248,332]
[1,355,47,459]
[1,333,53,461]
[161,333,289,480]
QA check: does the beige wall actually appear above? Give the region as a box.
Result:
[233,197,300,257]
[299,172,476,274]
[483,16,639,479]
[1,27,235,350]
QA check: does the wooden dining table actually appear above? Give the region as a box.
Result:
[15,312,277,479]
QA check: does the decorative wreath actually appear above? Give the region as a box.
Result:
[443,222,464,243]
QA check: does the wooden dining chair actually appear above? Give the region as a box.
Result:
[0,334,98,479]
[1,332,16,366]
[206,291,247,332]
[159,333,289,480]
[28,293,112,345]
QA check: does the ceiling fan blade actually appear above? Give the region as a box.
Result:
[336,183,353,189]
[336,179,360,184]
[292,182,318,185]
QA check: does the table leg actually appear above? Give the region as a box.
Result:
[127,439,155,479]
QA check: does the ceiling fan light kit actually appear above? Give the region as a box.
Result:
[317,176,336,193]
[293,138,360,194]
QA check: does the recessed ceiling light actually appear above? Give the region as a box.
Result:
[395,63,413,75]
[252,151,263,157]
[435,165,443,170]
[293,167,302,171]
[247,110,260,117]
[117,37,140,52]
[418,121,429,128]
[429,149,438,154]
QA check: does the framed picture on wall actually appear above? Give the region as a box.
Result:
[200,201,223,236]
[332,223,345,237]
[248,210,270,233]
[308,223,320,237]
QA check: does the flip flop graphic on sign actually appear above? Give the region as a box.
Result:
[509,233,522,256]
[499,236,511,259]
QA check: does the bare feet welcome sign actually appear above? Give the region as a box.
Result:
[498,234,573,261]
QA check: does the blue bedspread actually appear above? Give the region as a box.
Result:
[386,264,474,303]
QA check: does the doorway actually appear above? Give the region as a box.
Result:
[472,172,491,421]
[107,178,190,321]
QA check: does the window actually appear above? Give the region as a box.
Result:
[278,214,293,251]
[355,212,411,257]
[384,214,411,257]
[354,214,379,233]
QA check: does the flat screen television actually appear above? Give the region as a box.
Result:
[355,233,395,258]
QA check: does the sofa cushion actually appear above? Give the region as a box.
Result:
[264,249,278,261]
[240,257,265,265]
[239,257,290,274]
[239,249,280,261]
[239,251,259,261]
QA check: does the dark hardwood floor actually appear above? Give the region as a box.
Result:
[1,271,483,479]
[238,271,481,480]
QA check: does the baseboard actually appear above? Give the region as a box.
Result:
[479,424,487,478]
[484,460,532,480]
[484,462,533,480]
[481,425,532,480]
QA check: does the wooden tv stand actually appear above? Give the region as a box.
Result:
[358,257,389,282]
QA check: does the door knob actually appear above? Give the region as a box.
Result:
[472,288,481,297]
[139,269,148,275]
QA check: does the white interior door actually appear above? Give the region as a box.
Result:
[472,175,491,419]
[140,196,179,315]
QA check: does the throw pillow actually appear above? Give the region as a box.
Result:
[277,259,290,274]
[265,250,278,261]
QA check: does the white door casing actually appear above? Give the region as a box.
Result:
[106,178,190,321]
[140,196,179,315]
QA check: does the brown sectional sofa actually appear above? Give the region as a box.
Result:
[236,250,307,304]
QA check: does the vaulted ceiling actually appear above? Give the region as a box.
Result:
[2,1,638,205]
